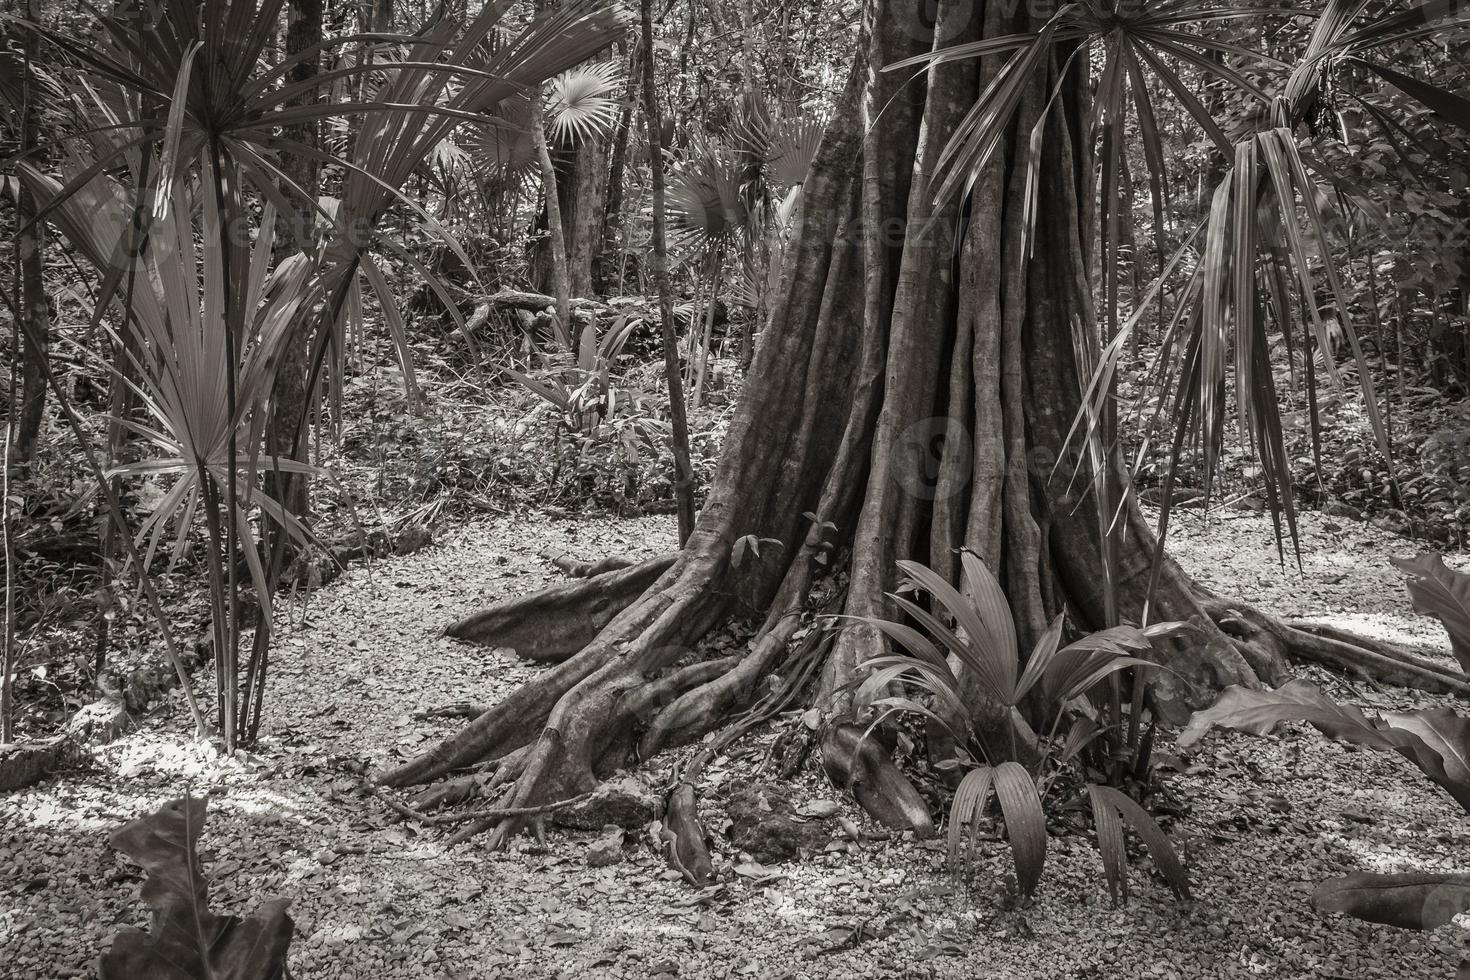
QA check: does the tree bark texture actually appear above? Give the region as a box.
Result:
[267,0,324,533]
[532,139,610,299]
[13,0,49,467]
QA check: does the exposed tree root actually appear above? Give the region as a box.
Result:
[663,783,715,885]
[0,738,83,792]
[660,628,830,883]
[821,723,936,836]
[1201,595,1470,697]
[413,702,487,721]
[445,553,675,661]
[540,552,639,578]
[407,771,487,811]
[1290,621,1452,667]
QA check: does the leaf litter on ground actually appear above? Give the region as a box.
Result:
[2,507,1468,978]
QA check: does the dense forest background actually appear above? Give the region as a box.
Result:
[3,1,1470,978]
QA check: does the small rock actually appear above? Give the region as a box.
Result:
[554,775,659,831]
[67,700,132,746]
[726,784,829,863]
[1322,501,1363,521]
[586,828,625,867]
[394,525,433,556]
[1372,514,1408,535]
[797,799,842,820]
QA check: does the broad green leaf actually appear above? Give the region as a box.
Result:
[992,761,1047,902]
[1182,681,1470,813]
[948,766,995,873]
[1090,784,1192,901]
[1088,783,1130,904]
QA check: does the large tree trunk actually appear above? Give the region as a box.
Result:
[378,0,1423,851]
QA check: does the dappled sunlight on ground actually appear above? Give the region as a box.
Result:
[4,510,1469,978]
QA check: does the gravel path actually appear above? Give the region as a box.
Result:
[3,508,1468,979]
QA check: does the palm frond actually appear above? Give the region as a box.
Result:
[545,59,624,144]
[764,115,826,189]
[667,140,751,249]
[947,762,1047,900]
[1087,784,1192,904]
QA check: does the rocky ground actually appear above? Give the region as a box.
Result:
[2,506,1468,979]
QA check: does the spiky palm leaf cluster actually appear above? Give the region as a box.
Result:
[5,0,627,748]
[18,161,321,600]
[666,110,826,260]
[545,59,625,144]
[893,0,1470,594]
[667,140,751,249]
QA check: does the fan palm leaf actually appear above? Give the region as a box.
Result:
[545,59,625,144]
[667,140,751,249]
[17,157,324,625]
[764,115,826,190]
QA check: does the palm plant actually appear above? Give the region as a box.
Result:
[665,139,748,402]
[459,57,626,343]
[6,0,626,750]
[544,60,625,145]
[464,60,627,172]
[846,550,1192,904]
[21,158,321,749]
[321,5,628,401]
[507,314,641,433]
[732,114,824,335]
[667,108,825,388]
[507,313,670,503]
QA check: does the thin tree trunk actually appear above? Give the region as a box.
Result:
[268,0,324,541]
[236,0,325,746]
[530,90,572,343]
[13,0,48,467]
[533,138,611,298]
[638,0,696,545]
[2,290,15,744]
[601,40,640,294]
[565,137,609,298]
